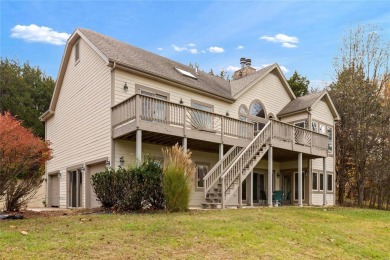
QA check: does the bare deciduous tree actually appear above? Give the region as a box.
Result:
[330,25,390,208]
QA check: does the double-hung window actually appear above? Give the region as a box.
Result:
[196,163,209,189]
[136,85,169,122]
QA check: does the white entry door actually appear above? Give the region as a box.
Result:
[50,174,59,207]
[88,163,106,208]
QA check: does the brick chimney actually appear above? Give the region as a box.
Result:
[233,57,256,80]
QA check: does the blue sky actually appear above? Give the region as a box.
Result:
[1,0,389,89]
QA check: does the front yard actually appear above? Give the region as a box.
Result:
[0,207,389,259]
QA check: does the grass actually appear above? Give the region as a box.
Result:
[1,207,389,259]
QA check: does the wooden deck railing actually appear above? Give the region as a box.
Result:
[203,146,243,197]
[271,119,328,151]
[112,94,254,140]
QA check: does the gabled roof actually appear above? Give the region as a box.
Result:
[40,28,298,121]
[277,90,340,120]
[231,64,296,99]
[78,29,232,100]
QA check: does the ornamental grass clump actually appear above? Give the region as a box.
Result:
[162,144,195,212]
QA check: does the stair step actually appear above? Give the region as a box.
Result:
[202,203,222,209]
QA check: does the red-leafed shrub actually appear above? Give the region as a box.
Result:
[0,112,52,211]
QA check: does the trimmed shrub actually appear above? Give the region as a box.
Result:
[91,157,164,211]
[162,144,195,212]
[91,168,118,208]
[141,156,164,210]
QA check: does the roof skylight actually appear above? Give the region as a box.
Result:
[175,67,197,79]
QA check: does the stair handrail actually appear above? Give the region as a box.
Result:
[203,146,243,197]
[220,121,272,204]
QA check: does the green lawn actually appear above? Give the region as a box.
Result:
[1,207,389,259]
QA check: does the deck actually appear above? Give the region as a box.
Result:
[112,94,328,157]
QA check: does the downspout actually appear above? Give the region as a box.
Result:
[110,61,116,169]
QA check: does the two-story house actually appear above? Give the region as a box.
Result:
[40,28,339,209]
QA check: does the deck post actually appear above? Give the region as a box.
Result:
[298,152,303,207]
[135,94,140,128]
[182,137,187,152]
[136,129,142,166]
[219,143,224,174]
[323,157,327,206]
[219,143,224,160]
[238,174,242,208]
[247,171,253,206]
[267,146,273,207]
[221,177,225,209]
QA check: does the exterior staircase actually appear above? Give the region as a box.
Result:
[202,122,272,209]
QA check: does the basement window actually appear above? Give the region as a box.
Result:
[175,68,197,79]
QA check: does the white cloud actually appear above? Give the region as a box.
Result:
[157,47,163,51]
[10,24,70,45]
[260,33,299,48]
[282,42,297,48]
[201,50,206,53]
[224,65,241,72]
[171,44,187,52]
[236,45,244,49]
[255,64,289,74]
[208,46,225,53]
[171,44,199,54]
[280,66,289,73]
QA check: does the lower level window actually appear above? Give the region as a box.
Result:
[196,164,209,188]
[312,172,318,190]
[320,173,324,191]
[327,174,333,192]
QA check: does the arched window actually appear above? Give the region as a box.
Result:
[248,100,268,133]
[250,101,265,118]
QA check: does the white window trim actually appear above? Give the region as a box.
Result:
[312,172,318,191]
[312,121,319,132]
[327,126,334,155]
[327,173,334,192]
[294,120,307,129]
[195,163,209,191]
[319,172,324,192]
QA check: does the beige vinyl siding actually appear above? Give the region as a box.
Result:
[310,98,336,204]
[235,71,292,119]
[312,194,335,205]
[311,98,334,176]
[46,38,112,208]
[280,112,308,124]
[114,69,292,121]
[312,100,334,123]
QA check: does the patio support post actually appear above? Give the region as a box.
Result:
[182,137,187,152]
[247,171,253,206]
[219,143,224,160]
[268,146,273,207]
[323,157,327,206]
[136,129,142,166]
[298,152,303,207]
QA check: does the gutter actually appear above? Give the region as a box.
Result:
[39,109,54,122]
